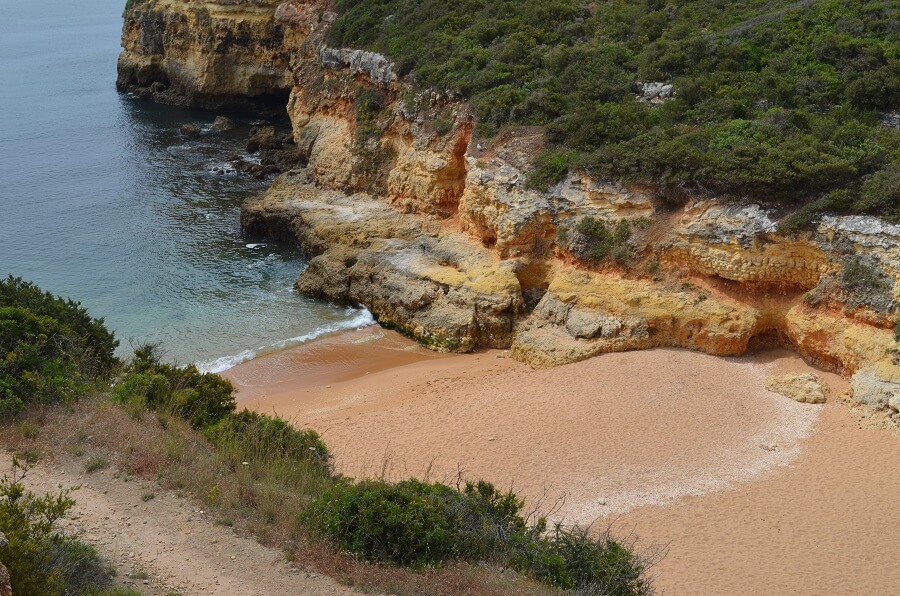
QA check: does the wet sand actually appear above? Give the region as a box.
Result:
[224,329,900,595]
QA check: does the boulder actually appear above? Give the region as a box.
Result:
[246,126,281,153]
[764,373,829,404]
[210,116,234,132]
[850,370,900,412]
[180,123,202,136]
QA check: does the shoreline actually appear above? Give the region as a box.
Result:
[223,328,900,594]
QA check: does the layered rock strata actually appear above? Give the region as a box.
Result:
[120,1,899,420]
[242,172,523,350]
[117,0,314,114]
[512,267,759,368]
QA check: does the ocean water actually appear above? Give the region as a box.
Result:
[0,0,371,370]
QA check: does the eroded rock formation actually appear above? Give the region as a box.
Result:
[120,1,900,422]
[117,0,318,114]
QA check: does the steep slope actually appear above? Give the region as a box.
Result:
[118,1,900,421]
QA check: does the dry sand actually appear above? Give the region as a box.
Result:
[225,328,900,595]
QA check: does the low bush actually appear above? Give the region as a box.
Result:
[838,256,895,313]
[528,150,575,191]
[0,276,119,417]
[573,217,632,263]
[0,458,116,595]
[112,345,235,429]
[302,478,650,593]
[203,410,331,475]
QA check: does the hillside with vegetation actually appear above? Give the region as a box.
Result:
[0,279,653,595]
[327,0,899,221]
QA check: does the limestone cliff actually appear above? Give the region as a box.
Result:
[117,0,318,114]
[119,1,899,421]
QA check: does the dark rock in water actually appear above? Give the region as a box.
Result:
[211,116,234,132]
[246,126,280,153]
[180,123,202,136]
[150,81,167,94]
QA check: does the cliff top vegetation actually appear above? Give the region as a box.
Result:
[328,0,899,221]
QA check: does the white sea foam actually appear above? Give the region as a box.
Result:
[245,243,264,249]
[196,308,376,374]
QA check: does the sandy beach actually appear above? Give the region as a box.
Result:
[224,328,900,595]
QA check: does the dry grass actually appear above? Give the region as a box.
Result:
[0,394,567,596]
[295,541,564,596]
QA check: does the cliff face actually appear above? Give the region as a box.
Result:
[120,2,899,420]
[117,0,318,114]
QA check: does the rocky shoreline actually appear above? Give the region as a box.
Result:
[120,0,899,421]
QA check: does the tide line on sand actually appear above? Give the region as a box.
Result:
[196,308,375,374]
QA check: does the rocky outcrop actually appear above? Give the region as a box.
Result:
[242,172,523,350]
[512,267,759,367]
[765,373,828,404]
[817,215,900,302]
[117,0,319,114]
[318,47,397,87]
[460,149,654,258]
[119,0,897,423]
[289,45,473,210]
[665,201,827,288]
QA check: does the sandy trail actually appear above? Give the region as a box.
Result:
[227,328,900,595]
[8,454,356,596]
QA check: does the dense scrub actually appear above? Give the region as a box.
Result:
[328,0,899,219]
[303,479,650,593]
[0,276,118,416]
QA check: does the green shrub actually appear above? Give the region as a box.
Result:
[112,345,235,429]
[85,456,110,473]
[302,478,650,593]
[433,113,454,136]
[0,277,119,416]
[203,410,331,474]
[0,459,116,595]
[528,150,574,191]
[841,257,891,293]
[302,479,532,568]
[515,525,649,594]
[575,217,632,263]
[0,276,118,374]
[838,256,895,313]
[44,538,115,594]
[328,0,900,215]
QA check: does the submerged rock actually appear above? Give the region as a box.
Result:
[180,123,201,136]
[210,116,234,132]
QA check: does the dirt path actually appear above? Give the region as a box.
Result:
[7,453,357,596]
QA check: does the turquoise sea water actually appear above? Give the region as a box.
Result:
[0,0,371,370]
